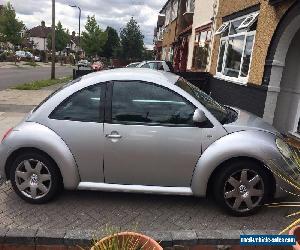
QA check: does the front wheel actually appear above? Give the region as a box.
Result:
[10,152,62,204]
[213,160,272,216]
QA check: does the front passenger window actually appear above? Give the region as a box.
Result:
[112,81,196,126]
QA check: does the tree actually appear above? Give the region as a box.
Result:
[103,26,120,58]
[47,21,70,65]
[120,17,144,61]
[81,15,107,57]
[0,2,24,47]
[142,49,154,60]
[47,21,70,52]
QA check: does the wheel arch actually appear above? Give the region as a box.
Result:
[3,122,80,190]
[191,130,281,197]
[5,147,63,184]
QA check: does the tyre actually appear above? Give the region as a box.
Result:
[213,160,272,216]
[10,152,62,204]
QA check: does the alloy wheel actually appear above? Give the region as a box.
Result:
[15,159,52,200]
[223,169,264,212]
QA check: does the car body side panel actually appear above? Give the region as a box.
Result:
[104,123,203,187]
[0,122,80,190]
[191,130,285,197]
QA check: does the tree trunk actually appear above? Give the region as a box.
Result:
[60,52,63,66]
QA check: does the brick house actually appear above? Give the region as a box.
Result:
[159,0,179,63]
[186,0,215,72]
[28,21,51,51]
[68,31,80,53]
[155,0,300,138]
[153,15,165,60]
[209,0,300,138]
[154,0,215,72]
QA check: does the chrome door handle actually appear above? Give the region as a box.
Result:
[106,134,122,139]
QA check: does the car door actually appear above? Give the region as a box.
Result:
[48,83,106,182]
[103,81,205,187]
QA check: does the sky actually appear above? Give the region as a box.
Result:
[1,0,163,49]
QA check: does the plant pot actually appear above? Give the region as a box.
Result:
[289,226,300,250]
[92,232,163,250]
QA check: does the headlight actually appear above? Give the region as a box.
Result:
[276,138,292,158]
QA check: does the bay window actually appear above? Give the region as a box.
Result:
[192,26,212,71]
[215,12,258,83]
[186,0,195,13]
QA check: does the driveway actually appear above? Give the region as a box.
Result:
[0,184,296,232]
[0,66,73,90]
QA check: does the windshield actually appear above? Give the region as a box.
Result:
[126,63,140,68]
[175,78,228,123]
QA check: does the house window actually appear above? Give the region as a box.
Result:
[164,3,171,26]
[164,0,178,26]
[186,0,195,13]
[162,47,167,61]
[192,26,212,71]
[215,12,258,83]
[171,0,178,22]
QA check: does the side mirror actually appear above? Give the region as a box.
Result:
[193,109,208,124]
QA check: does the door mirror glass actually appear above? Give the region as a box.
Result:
[193,109,208,124]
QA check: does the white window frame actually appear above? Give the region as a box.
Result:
[215,13,258,84]
[238,12,259,30]
[215,23,229,35]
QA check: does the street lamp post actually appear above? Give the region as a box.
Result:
[69,5,81,49]
[51,0,56,79]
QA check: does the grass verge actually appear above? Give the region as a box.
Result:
[23,61,38,67]
[13,76,72,90]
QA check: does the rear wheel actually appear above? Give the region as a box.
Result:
[213,160,272,216]
[10,152,62,204]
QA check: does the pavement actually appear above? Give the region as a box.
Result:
[0,83,298,246]
[0,64,73,90]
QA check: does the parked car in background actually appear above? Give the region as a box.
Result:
[34,56,41,62]
[0,68,295,216]
[25,51,34,60]
[77,60,90,67]
[15,51,26,59]
[91,61,104,71]
[15,51,40,62]
[125,62,141,68]
[137,61,174,72]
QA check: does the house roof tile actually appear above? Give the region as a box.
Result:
[28,25,52,38]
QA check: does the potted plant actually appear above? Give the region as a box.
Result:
[91,232,162,250]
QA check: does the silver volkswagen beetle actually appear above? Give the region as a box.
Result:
[0,69,295,215]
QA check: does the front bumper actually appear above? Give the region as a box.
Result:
[267,154,300,198]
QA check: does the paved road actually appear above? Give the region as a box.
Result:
[0,184,296,233]
[0,66,73,90]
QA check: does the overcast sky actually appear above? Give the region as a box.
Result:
[1,0,163,48]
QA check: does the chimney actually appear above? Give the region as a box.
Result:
[41,21,45,27]
[72,31,76,37]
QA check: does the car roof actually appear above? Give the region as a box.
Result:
[80,68,180,86]
[28,68,182,122]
